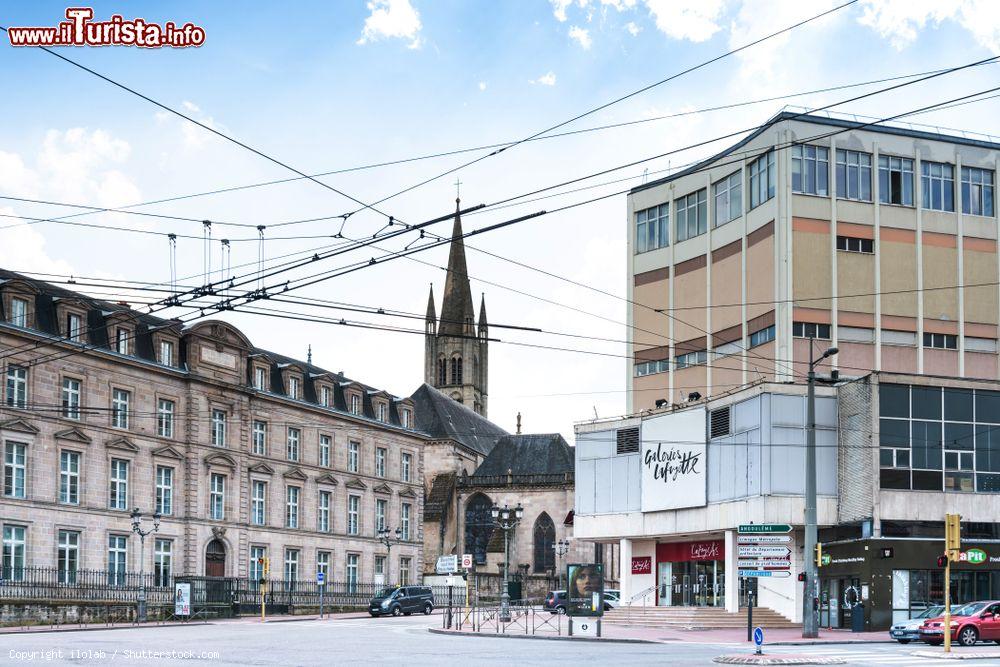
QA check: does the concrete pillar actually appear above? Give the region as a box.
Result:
[620,537,633,603]
[725,529,738,613]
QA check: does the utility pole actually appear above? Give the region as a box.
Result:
[803,337,837,639]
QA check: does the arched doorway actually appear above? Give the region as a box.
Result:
[464,493,494,565]
[205,539,226,577]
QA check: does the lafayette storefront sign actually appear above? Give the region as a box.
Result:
[657,540,724,563]
[632,556,652,574]
[640,408,707,512]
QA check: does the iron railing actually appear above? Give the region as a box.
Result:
[458,472,573,488]
[0,567,174,604]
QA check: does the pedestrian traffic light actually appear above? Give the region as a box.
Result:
[797,572,806,582]
[945,514,961,556]
[937,555,948,568]
[815,543,823,568]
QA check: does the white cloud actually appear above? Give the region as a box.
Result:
[624,21,642,36]
[643,0,724,42]
[550,0,573,21]
[181,100,201,114]
[36,128,140,207]
[357,0,423,49]
[171,100,224,151]
[569,25,592,49]
[478,81,487,91]
[0,209,77,276]
[858,0,1000,53]
[530,71,558,86]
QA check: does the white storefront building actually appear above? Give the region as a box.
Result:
[573,382,838,622]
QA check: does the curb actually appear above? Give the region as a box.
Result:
[911,650,1000,661]
[427,627,656,644]
[0,621,209,636]
[765,640,898,646]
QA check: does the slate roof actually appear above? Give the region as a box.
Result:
[424,472,456,522]
[410,383,507,455]
[471,433,574,477]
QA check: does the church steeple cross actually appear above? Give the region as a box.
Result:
[454,177,462,201]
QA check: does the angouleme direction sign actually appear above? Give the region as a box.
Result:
[738,524,792,534]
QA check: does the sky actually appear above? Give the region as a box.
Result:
[1,0,1000,442]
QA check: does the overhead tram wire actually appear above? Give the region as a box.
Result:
[337,1,862,216]
[3,59,994,238]
[8,85,1000,372]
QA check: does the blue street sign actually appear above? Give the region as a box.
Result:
[317,571,325,585]
[753,626,764,646]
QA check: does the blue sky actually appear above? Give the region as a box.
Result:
[2,1,999,439]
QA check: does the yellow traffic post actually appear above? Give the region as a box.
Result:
[944,514,961,653]
[815,543,823,569]
[260,556,270,623]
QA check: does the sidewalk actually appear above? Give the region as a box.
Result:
[0,610,378,635]
[431,623,892,645]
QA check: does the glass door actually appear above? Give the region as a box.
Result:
[657,562,672,606]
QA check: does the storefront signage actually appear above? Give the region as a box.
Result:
[631,556,652,574]
[640,408,706,512]
[656,540,724,563]
[957,548,987,564]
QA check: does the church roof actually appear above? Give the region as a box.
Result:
[409,383,507,455]
[438,200,476,336]
[472,433,574,477]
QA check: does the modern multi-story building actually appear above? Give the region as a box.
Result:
[627,110,998,412]
[0,269,425,590]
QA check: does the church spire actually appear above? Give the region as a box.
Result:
[478,292,487,338]
[438,197,476,336]
[425,283,437,330]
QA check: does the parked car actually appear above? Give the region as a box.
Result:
[544,590,568,614]
[369,586,435,617]
[604,590,621,611]
[918,601,1000,646]
[889,605,959,643]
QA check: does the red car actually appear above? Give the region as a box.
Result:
[919,601,1000,646]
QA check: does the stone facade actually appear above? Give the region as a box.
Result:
[0,273,426,587]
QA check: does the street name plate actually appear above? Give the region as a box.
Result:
[737,559,791,569]
[738,524,792,534]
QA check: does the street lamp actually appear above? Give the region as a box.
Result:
[130,508,161,623]
[552,539,570,590]
[377,526,403,584]
[491,503,523,622]
[803,339,837,639]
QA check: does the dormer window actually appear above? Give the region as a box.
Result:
[401,408,412,429]
[115,327,130,355]
[66,313,83,342]
[159,339,174,367]
[254,366,267,391]
[376,402,387,422]
[350,393,360,415]
[288,376,300,400]
[9,297,27,328]
[321,386,332,407]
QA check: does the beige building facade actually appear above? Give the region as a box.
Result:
[628,111,1000,412]
[0,270,425,587]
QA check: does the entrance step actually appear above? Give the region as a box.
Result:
[603,605,798,629]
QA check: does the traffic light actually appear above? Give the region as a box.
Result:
[937,555,948,568]
[262,556,270,577]
[815,543,823,568]
[945,514,961,556]
[797,572,806,582]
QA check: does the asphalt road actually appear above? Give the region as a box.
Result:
[4,616,997,666]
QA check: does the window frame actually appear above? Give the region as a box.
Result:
[634,203,670,253]
[59,450,80,505]
[252,420,267,456]
[109,458,129,510]
[286,485,300,528]
[209,473,225,520]
[5,365,27,409]
[251,480,267,526]
[834,148,872,201]
[286,427,300,462]
[155,465,173,515]
[4,441,27,499]
[62,377,81,420]
[674,188,708,243]
[792,144,830,197]
[961,166,995,217]
[921,160,955,212]
[157,398,175,439]
[712,171,742,227]
[111,388,130,430]
[748,150,776,209]
[878,154,914,207]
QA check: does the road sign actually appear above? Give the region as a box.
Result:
[317,571,325,585]
[461,553,473,569]
[739,524,792,534]
[738,546,792,559]
[739,570,792,578]
[753,626,764,646]
[436,554,458,574]
[738,560,791,570]
[737,535,791,544]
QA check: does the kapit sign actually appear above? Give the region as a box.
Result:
[957,548,987,565]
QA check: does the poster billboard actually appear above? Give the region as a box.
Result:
[640,407,707,512]
[566,563,604,617]
[174,582,191,616]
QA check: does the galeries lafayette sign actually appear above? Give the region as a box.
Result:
[657,540,725,563]
[640,407,707,512]
[631,556,652,574]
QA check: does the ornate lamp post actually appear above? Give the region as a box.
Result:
[130,508,161,623]
[377,526,403,584]
[491,502,523,622]
[552,538,571,590]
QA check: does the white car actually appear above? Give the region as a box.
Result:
[604,590,620,610]
[889,605,959,643]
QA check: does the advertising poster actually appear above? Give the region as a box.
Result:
[566,563,604,617]
[174,582,191,616]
